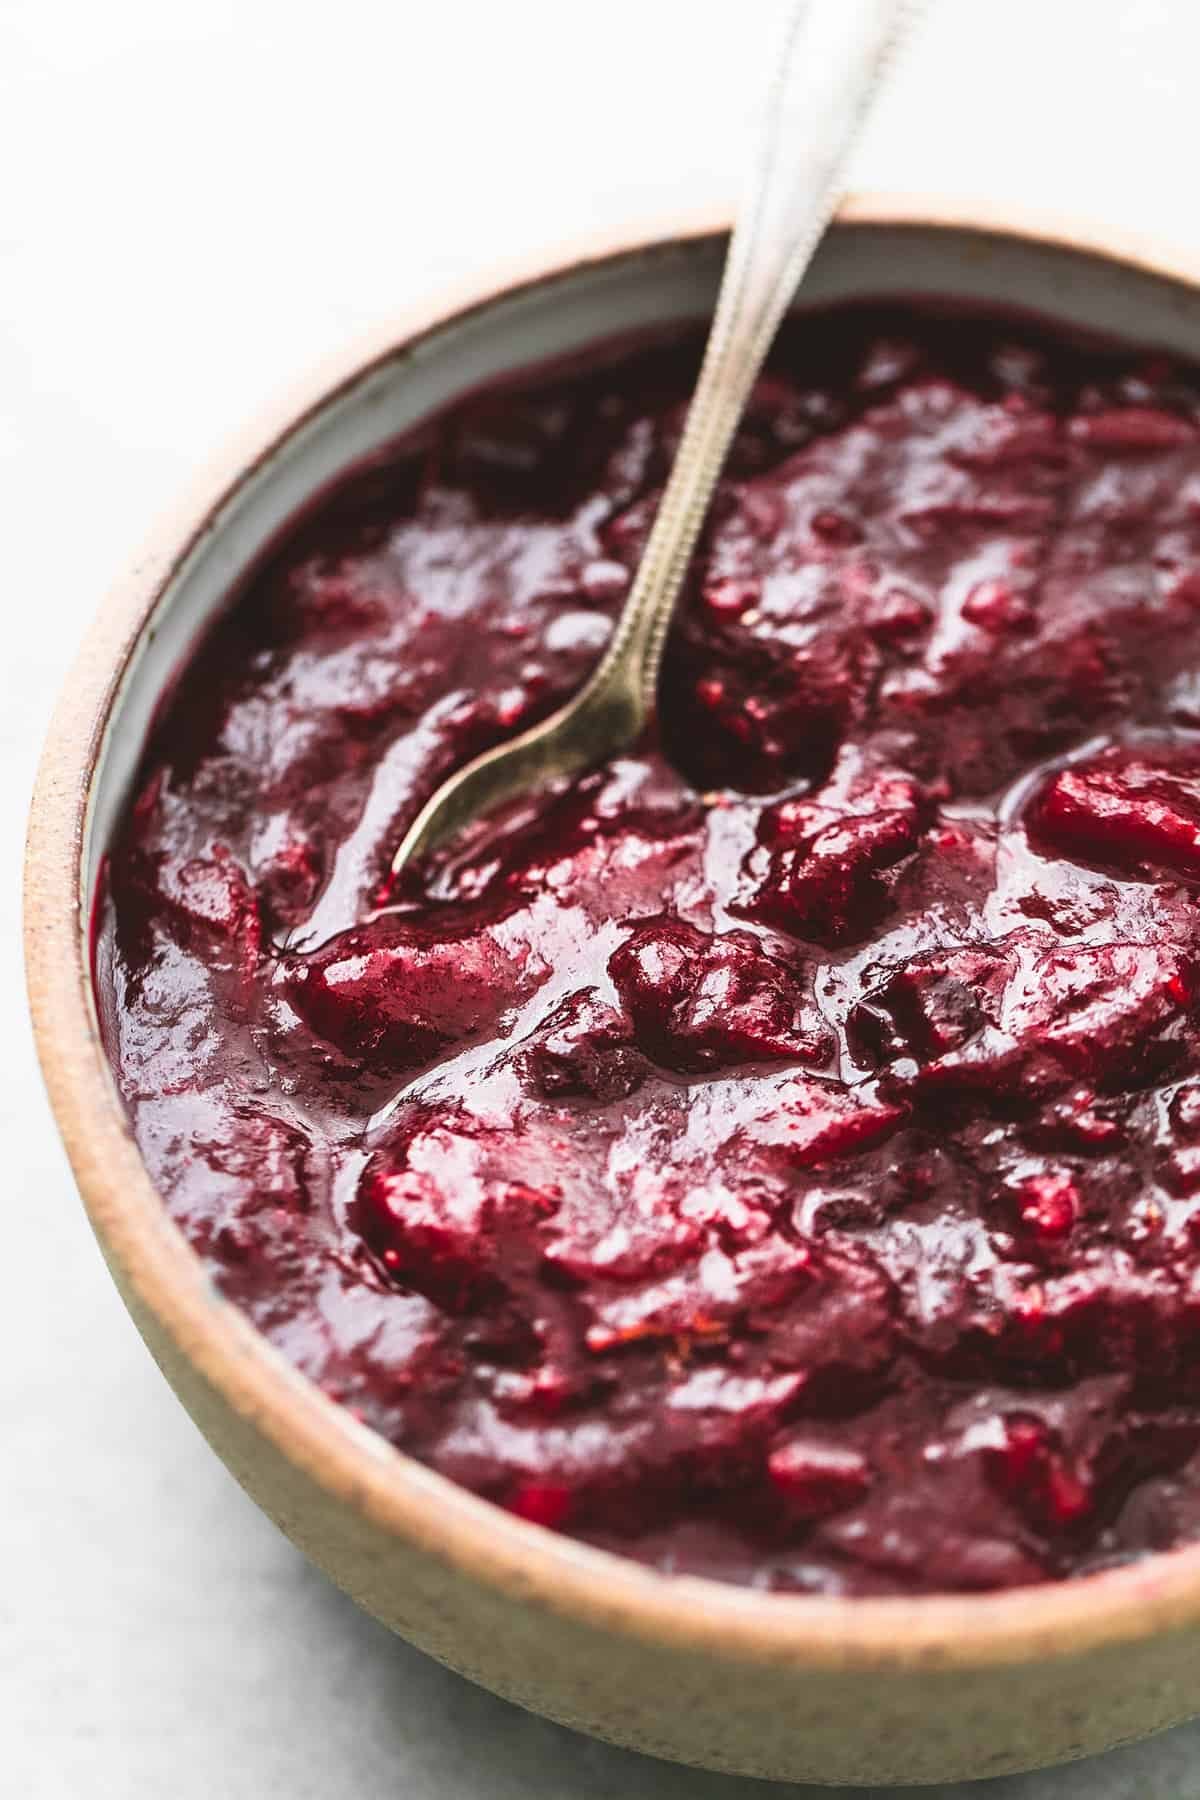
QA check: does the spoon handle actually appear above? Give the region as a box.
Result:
[583,0,920,723]
[389,0,919,880]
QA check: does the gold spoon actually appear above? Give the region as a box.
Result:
[391,0,920,880]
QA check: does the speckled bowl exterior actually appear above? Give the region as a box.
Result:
[27,199,1200,1786]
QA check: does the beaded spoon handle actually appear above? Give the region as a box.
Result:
[391,0,920,879]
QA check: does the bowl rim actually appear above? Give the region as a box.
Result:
[28,191,1200,1673]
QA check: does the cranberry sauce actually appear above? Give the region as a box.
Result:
[96,303,1200,1595]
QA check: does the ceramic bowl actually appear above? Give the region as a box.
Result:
[27,198,1200,1787]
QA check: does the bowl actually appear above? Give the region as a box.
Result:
[27,196,1200,1787]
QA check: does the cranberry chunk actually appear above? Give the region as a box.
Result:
[129,844,261,959]
[767,1439,871,1518]
[520,988,646,1101]
[283,912,536,1075]
[506,1480,574,1529]
[983,1413,1091,1533]
[992,1253,1193,1384]
[581,1232,813,1354]
[1067,406,1196,451]
[608,918,832,1073]
[661,650,857,793]
[542,1209,704,1287]
[1014,940,1198,1088]
[919,938,1198,1103]
[358,1137,558,1313]
[1013,1172,1081,1244]
[850,944,1010,1066]
[735,1074,905,1168]
[961,579,1034,634]
[735,777,929,945]
[1027,743,1200,880]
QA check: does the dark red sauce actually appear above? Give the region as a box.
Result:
[96,303,1200,1595]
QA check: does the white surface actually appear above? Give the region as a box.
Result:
[7,1,1200,1793]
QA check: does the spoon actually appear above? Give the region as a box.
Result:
[391,0,920,880]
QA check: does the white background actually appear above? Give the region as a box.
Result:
[7,1,1200,1793]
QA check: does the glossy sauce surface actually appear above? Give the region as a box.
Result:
[97,304,1200,1594]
